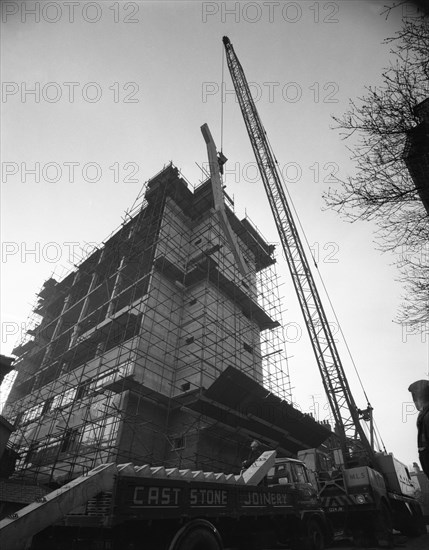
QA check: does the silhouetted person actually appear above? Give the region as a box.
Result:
[408,379,429,478]
[241,440,262,471]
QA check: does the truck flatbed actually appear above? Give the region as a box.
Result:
[1,451,329,550]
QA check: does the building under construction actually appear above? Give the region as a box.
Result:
[2,163,330,486]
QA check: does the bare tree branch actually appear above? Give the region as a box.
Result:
[324,10,429,325]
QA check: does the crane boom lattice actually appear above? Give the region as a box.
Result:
[222,36,374,465]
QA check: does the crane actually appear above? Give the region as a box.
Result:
[221,36,375,468]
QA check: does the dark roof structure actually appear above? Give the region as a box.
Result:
[180,366,331,456]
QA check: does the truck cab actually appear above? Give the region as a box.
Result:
[266,458,322,509]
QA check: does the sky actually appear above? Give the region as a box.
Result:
[1,0,428,468]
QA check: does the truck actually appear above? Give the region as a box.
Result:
[0,450,330,550]
[294,448,424,545]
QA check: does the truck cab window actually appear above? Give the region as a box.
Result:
[292,463,309,484]
[267,463,292,485]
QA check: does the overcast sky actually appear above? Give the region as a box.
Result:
[1,0,428,467]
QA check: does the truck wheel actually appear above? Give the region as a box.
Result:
[176,528,221,550]
[291,519,325,550]
[400,501,426,537]
[169,521,223,550]
[306,519,325,550]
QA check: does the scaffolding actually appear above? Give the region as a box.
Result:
[3,163,300,484]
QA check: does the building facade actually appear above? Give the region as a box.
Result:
[4,164,328,484]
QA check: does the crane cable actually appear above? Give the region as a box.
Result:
[263,129,387,450]
[220,45,385,452]
[220,42,225,156]
[265,131,359,378]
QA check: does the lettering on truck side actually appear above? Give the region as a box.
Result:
[132,486,228,508]
[133,487,181,507]
[190,489,228,506]
[131,486,294,511]
[242,492,293,507]
[349,472,366,481]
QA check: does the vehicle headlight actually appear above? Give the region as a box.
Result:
[355,494,366,504]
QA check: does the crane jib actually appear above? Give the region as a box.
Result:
[222,36,375,465]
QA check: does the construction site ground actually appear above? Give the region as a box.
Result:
[251,529,429,550]
[330,530,429,550]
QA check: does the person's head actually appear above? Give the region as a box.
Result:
[250,440,260,451]
[408,380,429,411]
